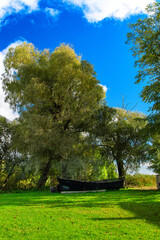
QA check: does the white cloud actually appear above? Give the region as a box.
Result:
[45,7,60,18]
[0,41,22,121]
[138,163,154,175]
[0,0,40,23]
[0,0,156,25]
[0,1,61,26]
[64,0,155,22]
[99,84,108,94]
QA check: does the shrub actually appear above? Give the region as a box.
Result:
[126,174,156,187]
[17,178,37,190]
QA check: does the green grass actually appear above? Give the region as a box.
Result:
[0,190,160,239]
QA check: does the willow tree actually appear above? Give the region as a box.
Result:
[2,43,104,188]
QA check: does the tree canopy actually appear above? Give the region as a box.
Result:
[127,2,160,132]
[1,41,154,188]
[2,42,105,188]
[92,108,150,178]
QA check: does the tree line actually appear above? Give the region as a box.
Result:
[0,2,160,190]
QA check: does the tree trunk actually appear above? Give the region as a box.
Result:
[115,137,125,179]
[37,158,52,189]
[116,157,125,188]
[116,154,125,178]
[117,159,125,178]
[0,164,16,190]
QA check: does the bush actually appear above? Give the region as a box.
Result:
[17,178,38,190]
[126,174,156,187]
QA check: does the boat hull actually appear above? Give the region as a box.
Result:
[57,177,124,192]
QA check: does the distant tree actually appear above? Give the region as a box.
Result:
[0,116,14,187]
[0,116,11,164]
[0,116,25,189]
[2,43,105,188]
[127,2,160,133]
[93,108,150,178]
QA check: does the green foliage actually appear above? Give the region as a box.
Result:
[148,135,160,174]
[93,107,149,178]
[2,42,105,188]
[127,3,160,174]
[17,177,38,190]
[150,153,160,174]
[0,116,28,190]
[0,169,38,191]
[127,2,160,132]
[126,174,156,187]
[53,141,117,181]
[0,166,22,190]
[0,190,160,239]
[0,116,11,163]
[107,163,118,179]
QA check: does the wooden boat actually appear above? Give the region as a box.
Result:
[57,177,124,192]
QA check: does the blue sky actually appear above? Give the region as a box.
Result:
[0,0,158,174]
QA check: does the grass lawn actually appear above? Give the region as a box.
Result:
[0,189,160,239]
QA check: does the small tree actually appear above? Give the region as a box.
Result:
[94,108,150,178]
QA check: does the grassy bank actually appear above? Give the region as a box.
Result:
[0,190,160,239]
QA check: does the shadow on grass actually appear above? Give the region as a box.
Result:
[0,189,160,227]
[0,189,159,206]
[92,217,140,220]
[120,201,160,227]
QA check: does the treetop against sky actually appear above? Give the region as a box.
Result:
[0,0,158,175]
[0,0,158,121]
